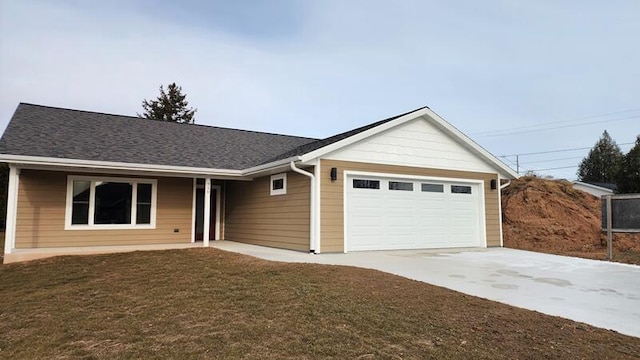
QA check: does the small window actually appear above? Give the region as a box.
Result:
[421,183,444,193]
[389,181,413,191]
[451,185,472,194]
[270,173,287,196]
[353,179,380,189]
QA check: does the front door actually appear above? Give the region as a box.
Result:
[195,187,218,241]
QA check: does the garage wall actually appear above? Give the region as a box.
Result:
[319,159,500,252]
[225,170,311,251]
[15,170,193,248]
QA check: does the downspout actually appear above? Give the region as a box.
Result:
[290,161,316,253]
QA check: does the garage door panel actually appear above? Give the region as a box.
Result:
[346,175,483,251]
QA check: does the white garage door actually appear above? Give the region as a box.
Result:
[346,175,483,251]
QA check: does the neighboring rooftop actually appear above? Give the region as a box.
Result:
[0,103,318,170]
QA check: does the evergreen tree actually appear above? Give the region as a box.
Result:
[616,136,640,193]
[577,130,623,183]
[138,83,196,124]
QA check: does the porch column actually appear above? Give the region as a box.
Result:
[203,177,211,247]
[4,166,20,255]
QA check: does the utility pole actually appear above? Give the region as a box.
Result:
[516,155,519,175]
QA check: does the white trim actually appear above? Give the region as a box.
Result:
[243,156,302,176]
[64,175,157,230]
[0,154,245,177]
[270,173,287,196]
[497,174,504,247]
[342,170,349,253]
[290,162,315,253]
[343,170,487,253]
[299,108,518,179]
[4,166,20,255]
[203,178,211,247]
[314,161,321,253]
[191,178,197,243]
[344,170,486,186]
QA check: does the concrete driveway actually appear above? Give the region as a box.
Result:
[213,241,640,338]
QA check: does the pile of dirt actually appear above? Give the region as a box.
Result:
[501,176,640,259]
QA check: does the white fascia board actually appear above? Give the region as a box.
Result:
[241,156,302,177]
[299,108,432,163]
[0,154,246,178]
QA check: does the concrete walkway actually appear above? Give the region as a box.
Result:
[213,241,640,338]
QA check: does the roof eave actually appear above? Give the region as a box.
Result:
[241,156,303,177]
[0,154,248,179]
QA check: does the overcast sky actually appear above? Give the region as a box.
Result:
[1,0,638,179]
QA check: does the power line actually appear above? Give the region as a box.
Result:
[471,107,640,137]
[519,155,585,165]
[476,115,640,138]
[527,165,578,172]
[499,142,635,158]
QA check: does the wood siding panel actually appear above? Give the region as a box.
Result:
[319,160,501,252]
[15,170,193,248]
[225,171,311,251]
[324,118,497,174]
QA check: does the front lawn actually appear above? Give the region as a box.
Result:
[1,249,638,359]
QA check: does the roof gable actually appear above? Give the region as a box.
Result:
[323,116,499,174]
[297,107,518,179]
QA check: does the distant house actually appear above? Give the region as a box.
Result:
[572,181,615,197]
[0,103,518,263]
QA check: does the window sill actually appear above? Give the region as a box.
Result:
[64,224,156,231]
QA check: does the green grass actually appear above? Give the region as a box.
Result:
[1,248,639,359]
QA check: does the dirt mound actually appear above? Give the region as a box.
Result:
[501,177,640,256]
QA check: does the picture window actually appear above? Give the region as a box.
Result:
[66,176,156,229]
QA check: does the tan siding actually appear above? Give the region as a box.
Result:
[319,159,501,252]
[15,170,193,248]
[225,170,311,251]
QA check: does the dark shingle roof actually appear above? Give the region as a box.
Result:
[260,105,430,164]
[0,103,318,170]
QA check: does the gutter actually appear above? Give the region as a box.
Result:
[0,154,246,178]
[290,161,316,253]
[242,156,302,176]
[500,179,511,189]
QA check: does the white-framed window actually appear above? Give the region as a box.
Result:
[353,179,380,189]
[65,175,157,230]
[270,173,287,196]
